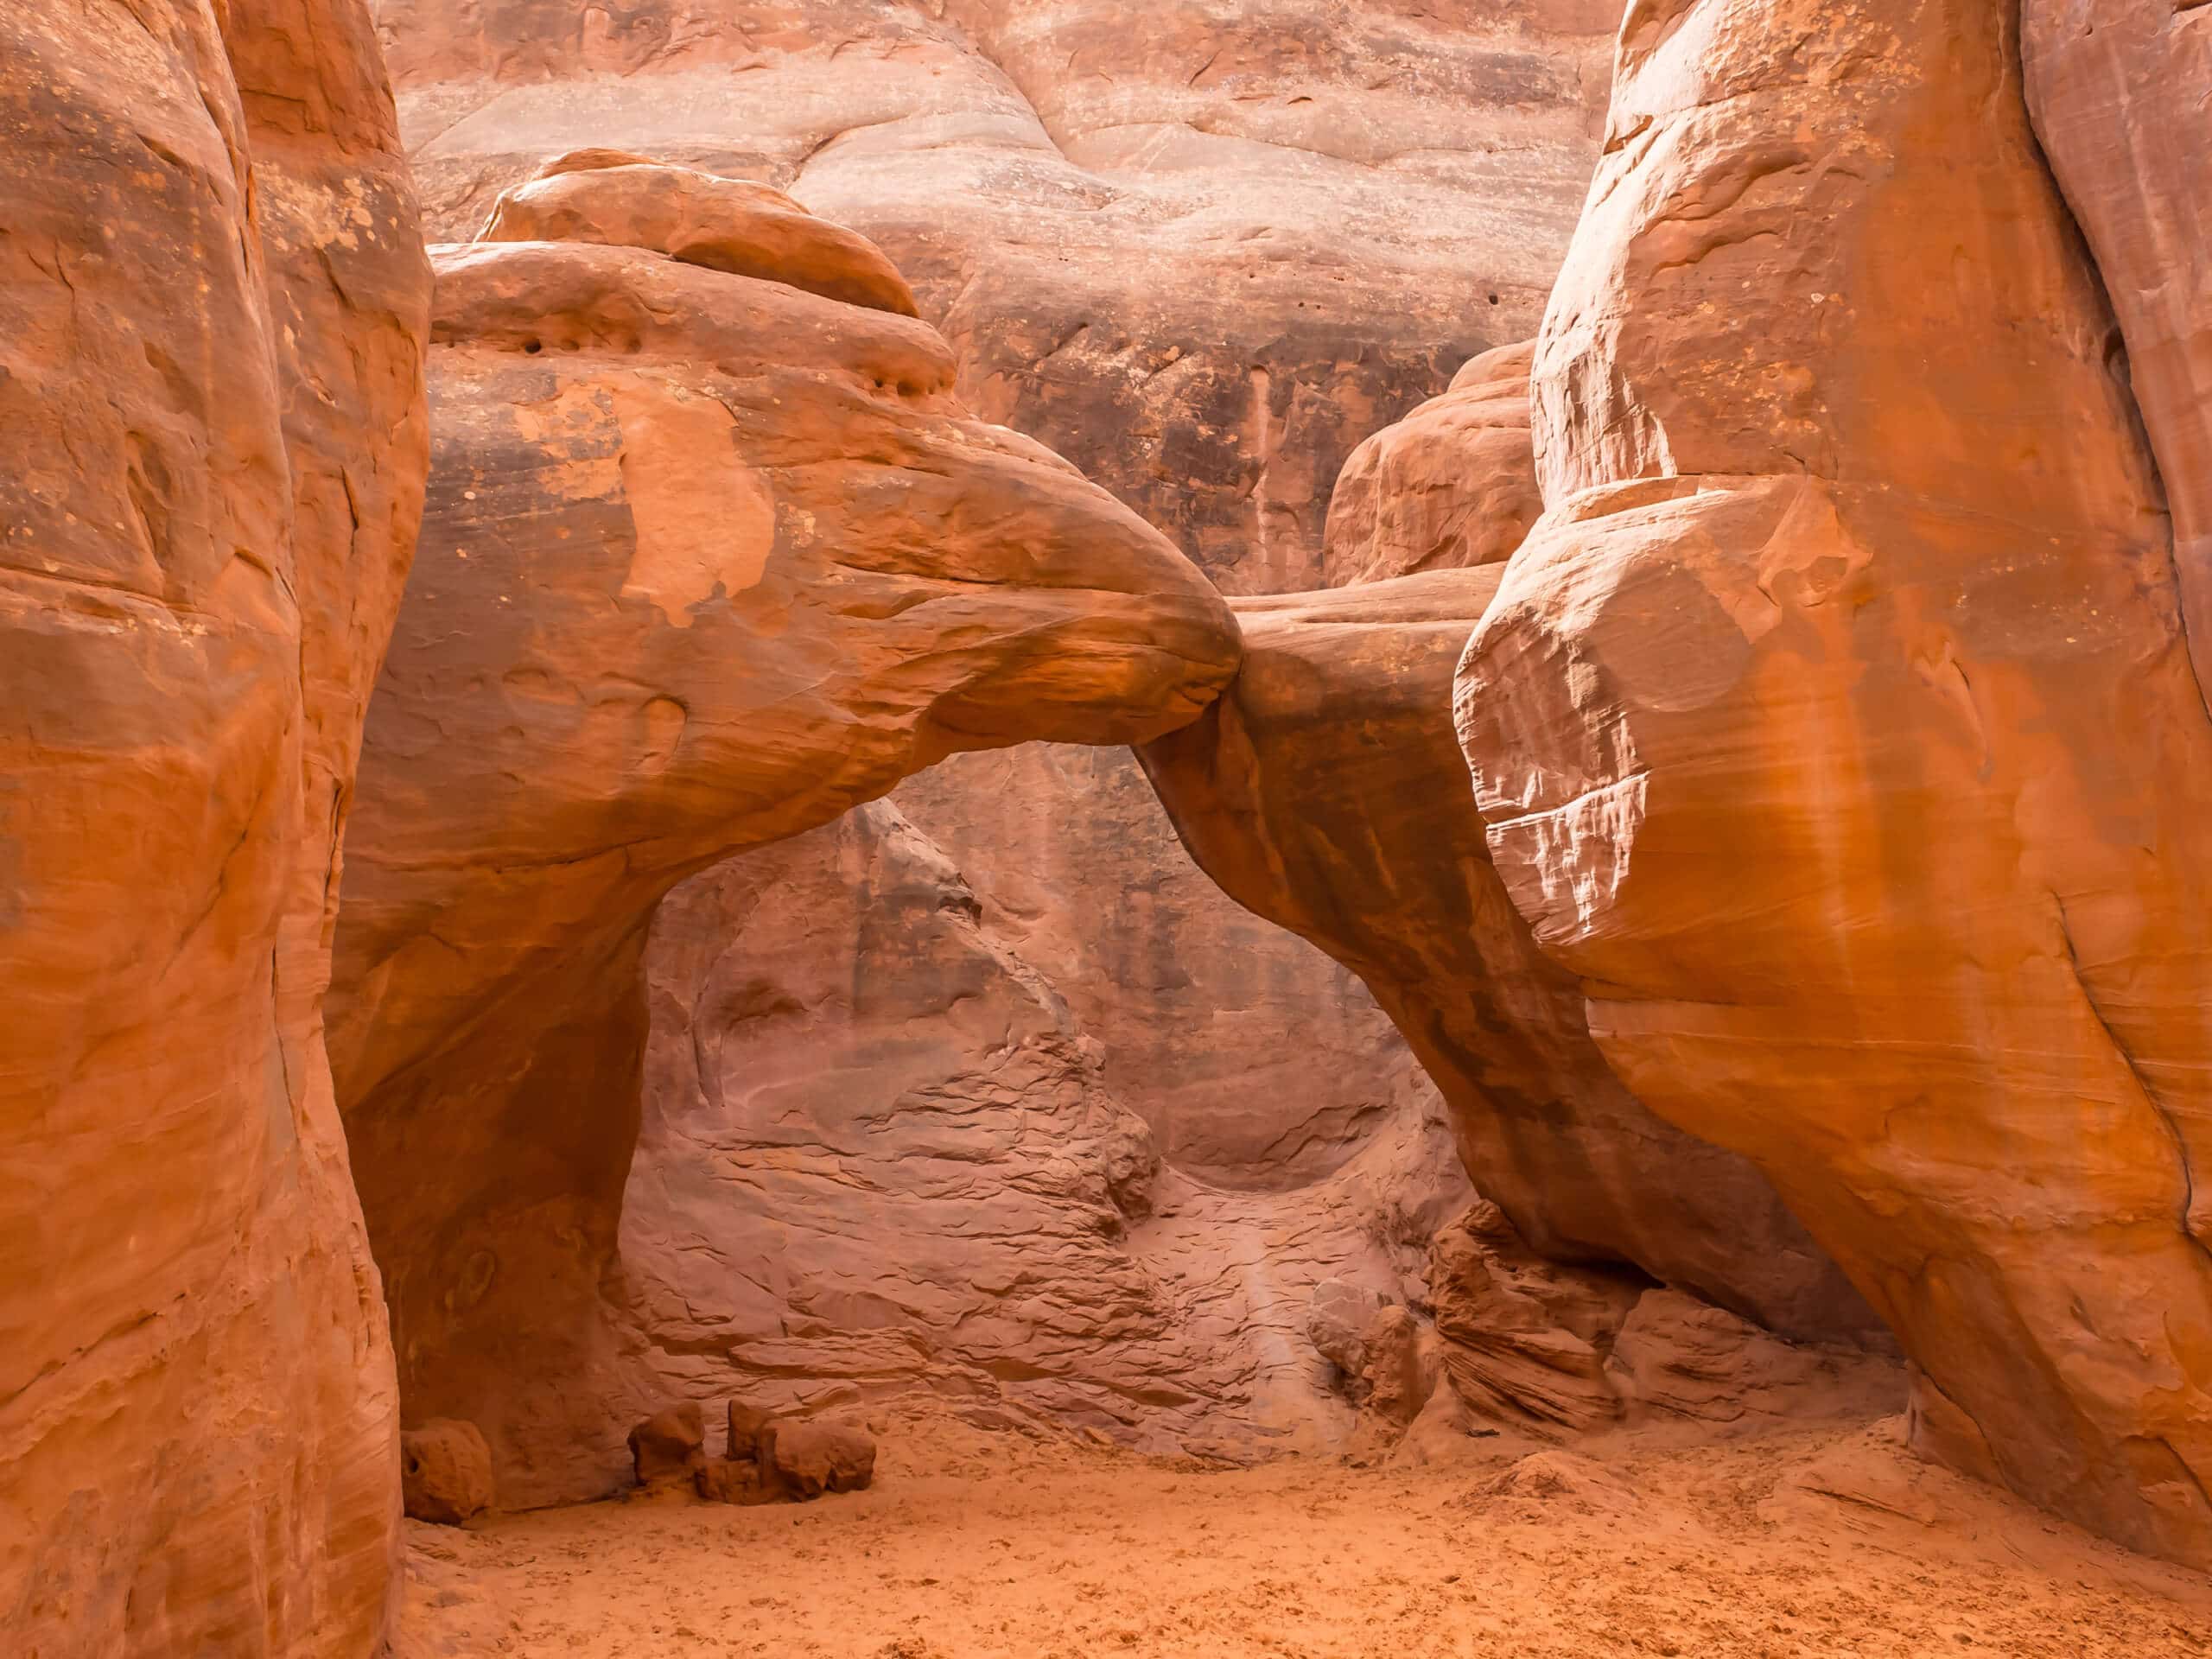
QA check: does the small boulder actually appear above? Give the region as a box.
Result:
[1307,1279,1392,1382]
[402,1419,495,1525]
[628,1402,706,1488]
[727,1398,771,1462]
[762,1418,877,1499]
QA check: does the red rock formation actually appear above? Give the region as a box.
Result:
[327,161,1241,1503]
[373,0,1607,583]
[0,0,429,1650]
[372,0,1617,1215]
[481,150,921,316]
[509,800,1471,1503]
[1457,0,2212,1565]
[1141,573,1878,1344]
[1429,1202,1644,1436]
[2022,3,2212,691]
[402,1421,496,1526]
[887,753,1441,1189]
[1322,341,1544,587]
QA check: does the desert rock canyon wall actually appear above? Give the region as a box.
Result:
[1141,568,1881,1347]
[369,0,1621,1210]
[325,154,1247,1503]
[1456,0,2212,1566]
[1,0,429,1651]
[8,1,2212,1649]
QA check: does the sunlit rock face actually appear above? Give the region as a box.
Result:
[327,158,1240,1503]
[371,0,1619,1218]
[1322,341,1546,588]
[0,0,430,1650]
[1457,0,2212,1567]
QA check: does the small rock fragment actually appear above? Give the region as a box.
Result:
[762,1419,877,1499]
[1307,1279,1392,1383]
[628,1402,706,1488]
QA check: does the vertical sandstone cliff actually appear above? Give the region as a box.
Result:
[0,1,429,1651]
[1457,0,2212,1566]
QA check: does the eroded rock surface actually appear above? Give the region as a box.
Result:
[549,801,1474,1504]
[1456,0,2212,1565]
[888,752,1440,1190]
[2024,2,2211,692]
[1,1,429,1650]
[328,160,1239,1504]
[1321,340,1544,587]
[1141,573,1878,1344]
[374,0,1609,582]
[375,0,1618,1214]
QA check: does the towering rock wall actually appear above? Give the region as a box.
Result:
[327,159,1241,1504]
[0,1,429,1651]
[1457,0,2212,1567]
[370,0,1618,1201]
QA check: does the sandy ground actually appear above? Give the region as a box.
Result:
[399,1408,2212,1658]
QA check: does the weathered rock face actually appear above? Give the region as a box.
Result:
[2022,3,2212,693]
[1141,573,1880,1344]
[1427,1204,1898,1446]
[373,0,1609,582]
[888,753,1440,1189]
[492,799,1471,1505]
[0,1,429,1651]
[1430,1201,1644,1437]
[480,150,922,316]
[373,0,1617,1221]
[327,161,1240,1502]
[1321,341,1545,588]
[1457,0,2212,1566]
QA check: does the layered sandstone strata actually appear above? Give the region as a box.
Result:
[372,0,1617,1201]
[327,158,1240,1502]
[0,1,429,1651]
[1457,0,2212,1566]
[581,801,1471,1503]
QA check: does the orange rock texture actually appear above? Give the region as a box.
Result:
[370,0,1619,1206]
[0,0,429,1651]
[1321,342,1545,588]
[326,158,1239,1503]
[588,801,1472,1501]
[1142,571,1878,1345]
[1457,0,2212,1567]
[2023,2,2211,690]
